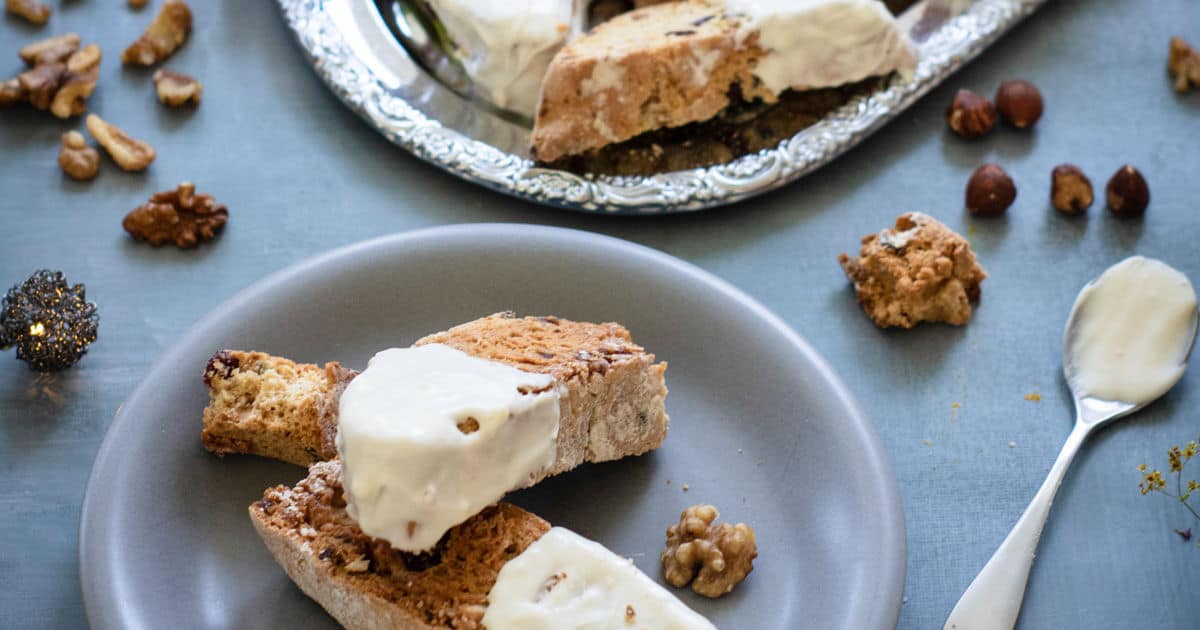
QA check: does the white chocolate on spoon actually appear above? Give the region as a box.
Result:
[944,256,1198,630]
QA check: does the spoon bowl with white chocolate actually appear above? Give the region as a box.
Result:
[945,256,1199,630]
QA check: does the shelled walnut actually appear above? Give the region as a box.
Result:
[7,34,99,118]
[662,504,757,598]
[1169,37,1200,92]
[17,62,64,110]
[122,0,192,66]
[86,114,156,172]
[18,33,79,66]
[58,131,100,181]
[6,0,51,25]
[0,78,22,107]
[123,182,228,248]
[153,69,201,106]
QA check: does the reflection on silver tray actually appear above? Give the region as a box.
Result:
[278,0,1046,214]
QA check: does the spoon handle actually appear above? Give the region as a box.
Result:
[943,423,1090,630]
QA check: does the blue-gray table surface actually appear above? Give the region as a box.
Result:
[2,1,1198,628]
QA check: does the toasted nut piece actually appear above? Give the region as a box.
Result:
[19,33,80,66]
[994,80,1044,129]
[58,131,100,181]
[66,44,101,74]
[0,78,24,107]
[945,89,996,139]
[153,69,202,106]
[123,182,228,248]
[1106,165,1150,217]
[86,114,156,172]
[1169,37,1200,92]
[128,0,148,7]
[662,505,757,598]
[49,70,97,119]
[6,0,51,25]
[1050,164,1093,214]
[122,0,192,66]
[965,163,1016,216]
[17,62,64,110]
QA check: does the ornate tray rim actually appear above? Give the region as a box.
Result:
[278,0,1046,214]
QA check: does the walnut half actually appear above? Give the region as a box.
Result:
[19,33,79,66]
[58,131,100,181]
[86,114,156,172]
[122,0,192,66]
[123,182,228,248]
[153,69,202,106]
[1169,37,1200,92]
[6,0,51,25]
[662,504,757,598]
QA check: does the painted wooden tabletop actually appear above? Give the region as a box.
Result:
[1,1,1198,627]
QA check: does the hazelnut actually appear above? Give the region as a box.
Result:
[995,80,1043,129]
[945,89,996,139]
[1106,165,1150,217]
[1050,164,1093,214]
[86,113,156,172]
[965,163,1016,216]
[58,131,100,181]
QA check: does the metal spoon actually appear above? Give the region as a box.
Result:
[944,259,1199,630]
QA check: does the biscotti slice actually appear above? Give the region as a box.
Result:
[250,461,550,630]
[201,351,356,466]
[532,1,764,163]
[531,0,917,163]
[202,313,669,472]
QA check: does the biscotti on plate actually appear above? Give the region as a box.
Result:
[531,0,917,163]
[251,460,549,630]
[201,350,355,466]
[202,312,670,478]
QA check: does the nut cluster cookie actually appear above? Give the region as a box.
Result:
[838,213,987,328]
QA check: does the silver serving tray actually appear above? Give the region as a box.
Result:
[278,0,1046,214]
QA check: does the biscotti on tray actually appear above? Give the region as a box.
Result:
[201,312,669,476]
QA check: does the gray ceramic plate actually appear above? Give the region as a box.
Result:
[79,224,904,629]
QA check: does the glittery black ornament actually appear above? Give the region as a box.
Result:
[0,270,99,372]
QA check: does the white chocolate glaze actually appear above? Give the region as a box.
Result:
[430,0,577,117]
[483,527,717,629]
[726,0,917,95]
[336,344,560,551]
[1066,256,1198,403]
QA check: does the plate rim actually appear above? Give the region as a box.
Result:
[79,224,907,628]
[275,0,1046,214]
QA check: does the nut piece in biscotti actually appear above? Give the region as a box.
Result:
[86,114,156,171]
[250,461,551,629]
[838,213,987,328]
[1169,37,1200,92]
[19,33,79,66]
[123,182,228,248]
[6,0,51,25]
[662,504,757,598]
[153,69,201,106]
[58,131,99,181]
[532,1,769,163]
[122,0,192,66]
[201,350,356,466]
